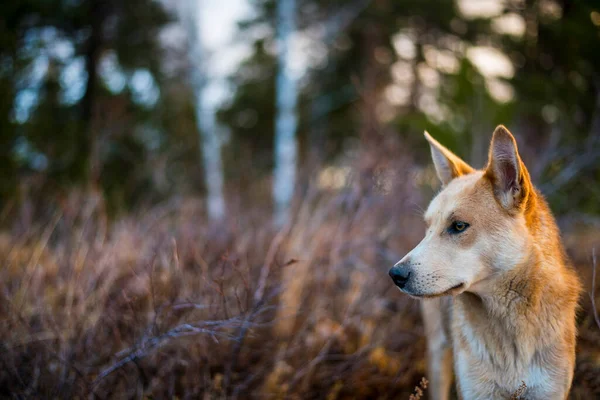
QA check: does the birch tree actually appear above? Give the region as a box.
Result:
[183,0,225,220]
[273,0,298,226]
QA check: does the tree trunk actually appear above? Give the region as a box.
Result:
[273,0,299,226]
[184,0,225,221]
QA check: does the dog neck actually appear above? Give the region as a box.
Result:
[457,230,578,357]
[461,252,543,337]
[463,194,572,333]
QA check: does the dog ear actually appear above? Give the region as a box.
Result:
[424,131,474,185]
[485,125,532,211]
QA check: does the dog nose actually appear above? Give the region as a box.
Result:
[389,265,411,289]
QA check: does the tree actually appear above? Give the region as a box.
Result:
[273,0,299,225]
[182,0,226,221]
[0,0,194,210]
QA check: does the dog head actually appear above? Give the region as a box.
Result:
[389,126,535,298]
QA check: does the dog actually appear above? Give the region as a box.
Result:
[388,126,581,399]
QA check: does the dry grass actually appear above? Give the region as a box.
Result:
[409,377,428,400]
[1,170,599,398]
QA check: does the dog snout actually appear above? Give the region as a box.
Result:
[389,264,411,289]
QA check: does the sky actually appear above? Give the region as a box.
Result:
[194,0,254,106]
[198,0,253,74]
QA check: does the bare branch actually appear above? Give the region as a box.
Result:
[93,322,239,388]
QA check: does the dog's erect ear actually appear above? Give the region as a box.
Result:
[424,131,474,185]
[485,125,532,211]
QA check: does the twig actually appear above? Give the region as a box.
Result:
[171,301,209,310]
[225,224,291,396]
[409,377,429,400]
[511,381,527,399]
[589,248,600,331]
[288,271,364,391]
[92,323,238,388]
[255,225,291,304]
[541,129,600,196]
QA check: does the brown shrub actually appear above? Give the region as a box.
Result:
[0,166,598,399]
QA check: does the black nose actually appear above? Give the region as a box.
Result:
[389,266,411,289]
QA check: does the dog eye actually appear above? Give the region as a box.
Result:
[448,221,469,234]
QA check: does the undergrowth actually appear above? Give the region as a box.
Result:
[1,170,599,398]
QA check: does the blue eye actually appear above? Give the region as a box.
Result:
[448,221,469,234]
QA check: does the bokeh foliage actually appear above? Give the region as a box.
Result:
[1,0,599,216]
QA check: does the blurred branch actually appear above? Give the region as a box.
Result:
[288,267,364,392]
[540,132,600,196]
[255,225,290,304]
[557,213,600,231]
[224,224,291,392]
[93,319,242,389]
[590,249,600,331]
[538,81,600,195]
[530,124,562,180]
[543,152,599,195]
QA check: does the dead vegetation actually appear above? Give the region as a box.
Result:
[1,173,599,399]
[511,381,527,399]
[409,377,428,400]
